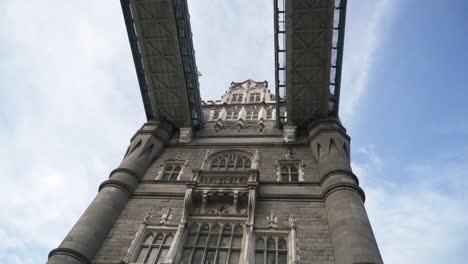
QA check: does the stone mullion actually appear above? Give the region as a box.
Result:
[47,121,173,264]
[164,186,193,264]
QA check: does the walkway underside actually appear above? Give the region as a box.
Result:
[280,0,346,126]
[286,0,336,127]
[121,0,202,129]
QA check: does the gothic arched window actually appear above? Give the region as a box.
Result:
[255,236,288,264]
[134,231,173,263]
[157,161,186,181]
[209,153,252,171]
[181,223,244,264]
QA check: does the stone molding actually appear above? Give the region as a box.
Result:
[322,182,366,202]
[98,179,134,198]
[109,168,139,181]
[48,248,91,264]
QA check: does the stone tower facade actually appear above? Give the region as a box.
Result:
[48,80,382,264]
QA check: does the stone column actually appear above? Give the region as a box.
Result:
[47,121,173,264]
[309,119,383,264]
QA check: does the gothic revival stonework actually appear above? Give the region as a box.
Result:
[48,80,382,264]
[47,0,382,262]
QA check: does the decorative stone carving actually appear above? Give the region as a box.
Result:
[197,174,249,185]
[159,208,173,225]
[214,120,224,132]
[283,125,297,143]
[257,120,265,132]
[289,212,296,229]
[191,191,248,217]
[179,127,193,144]
[285,148,293,160]
[143,209,154,224]
[267,210,278,229]
[236,120,244,132]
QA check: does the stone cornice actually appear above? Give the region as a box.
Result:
[48,248,91,264]
[130,121,174,143]
[322,182,366,202]
[320,169,359,186]
[98,179,134,198]
[307,118,350,142]
[109,168,139,181]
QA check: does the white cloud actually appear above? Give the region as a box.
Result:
[354,145,468,264]
[0,0,144,262]
[2,1,464,264]
[340,0,400,125]
[189,0,274,100]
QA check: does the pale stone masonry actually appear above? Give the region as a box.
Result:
[48,80,383,264]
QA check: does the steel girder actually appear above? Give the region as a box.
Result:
[284,0,346,127]
[121,0,202,129]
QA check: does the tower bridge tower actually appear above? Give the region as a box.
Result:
[47,1,383,263]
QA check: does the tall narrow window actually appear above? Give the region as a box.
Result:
[248,111,254,120]
[255,237,288,264]
[231,94,243,103]
[252,111,259,120]
[278,162,300,182]
[249,93,261,103]
[213,111,220,120]
[181,223,244,264]
[134,232,173,264]
[228,111,239,120]
[266,110,273,119]
[231,94,238,103]
[160,162,182,180]
[209,153,252,171]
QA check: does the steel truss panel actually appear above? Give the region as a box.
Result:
[121,0,202,128]
[286,0,335,127]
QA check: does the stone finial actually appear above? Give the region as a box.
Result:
[283,125,297,143]
[142,209,154,224]
[267,210,278,228]
[214,120,224,132]
[257,121,265,132]
[289,212,297,229]
[179,127,193,144]
[160,208,173,225]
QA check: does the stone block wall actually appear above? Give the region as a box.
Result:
[93,198,184,264]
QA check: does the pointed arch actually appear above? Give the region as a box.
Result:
[204,150,254,171]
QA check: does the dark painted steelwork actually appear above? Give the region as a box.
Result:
[120,0,154,120]
[172,0,203,129]
[274,0,286,128]
[330,0,347,115]
[121,0,202,128]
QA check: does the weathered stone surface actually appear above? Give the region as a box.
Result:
[50,80,382,264]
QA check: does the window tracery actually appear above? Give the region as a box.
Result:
[157,160,187,181]
[276,161,302,182]
[249,93,261,102]
[133,231,173,264]
[255,236,288,264]
[209,153,252,171]
[181,223,244,264]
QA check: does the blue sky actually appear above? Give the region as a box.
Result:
[0,0,467,263]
